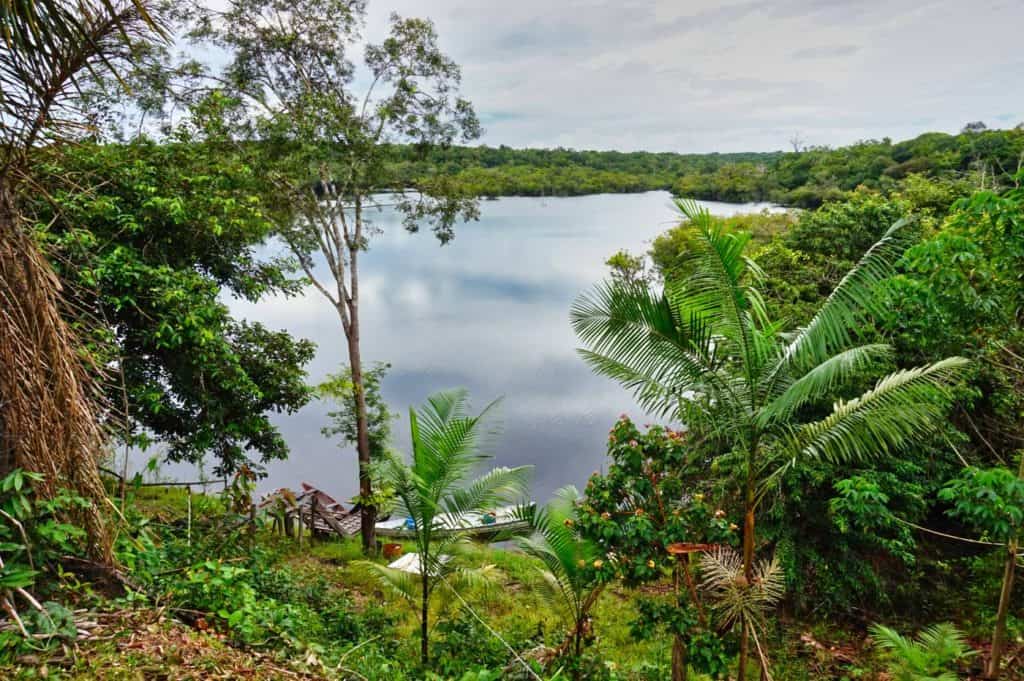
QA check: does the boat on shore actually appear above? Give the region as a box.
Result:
[375,505,531,541]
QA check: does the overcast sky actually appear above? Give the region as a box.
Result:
[354,0,1024,153]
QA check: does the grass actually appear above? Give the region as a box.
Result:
[279,535,672,676]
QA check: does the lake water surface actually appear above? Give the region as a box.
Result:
[148,192,777,503]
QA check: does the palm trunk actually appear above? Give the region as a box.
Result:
[420,571,430,666]
[985,451,1024,679]
[738,465,757,681]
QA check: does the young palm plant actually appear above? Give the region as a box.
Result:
[869,623,975,681]
[361,389,531,667]
[517,486,606,666]
[571,200,968,680]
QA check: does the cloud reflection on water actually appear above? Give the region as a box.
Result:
[138,192,777,505]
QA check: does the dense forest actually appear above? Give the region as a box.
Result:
[1,0,1023,680]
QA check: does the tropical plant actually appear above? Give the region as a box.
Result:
[940,460,1024,678]
[361,389,531,666]
[571,199,968,680]
[887,177,1024,678]
[869,623,975,681]
[517,486,605,671]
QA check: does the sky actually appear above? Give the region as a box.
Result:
[352,0,1024,153]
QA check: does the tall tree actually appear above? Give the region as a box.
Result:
[571,200,967,680]
[184,0,481,552]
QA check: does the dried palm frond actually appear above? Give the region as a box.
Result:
[0,211,112,559]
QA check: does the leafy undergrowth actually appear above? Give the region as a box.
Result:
[3,480,1018,680]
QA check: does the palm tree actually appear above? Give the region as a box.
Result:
[517,486,605,668]
[362,389,531,666]
[571,200,968,680]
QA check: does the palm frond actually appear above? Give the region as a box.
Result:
[791,357,968,466]
[571,280,731,419]
[442,465,531,518]
[759,344,893,426]
[357,561,420,606]
[517,486,603,628]
[675,198,761,368]
[772,219,914,377]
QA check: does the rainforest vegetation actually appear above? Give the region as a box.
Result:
[388,126,1024,206]
[1,0,1023,680]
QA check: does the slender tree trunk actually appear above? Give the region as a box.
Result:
[343,249,376,554]
[420,571,430,666]
[986,536,1018,679]
[986,451,1024,679]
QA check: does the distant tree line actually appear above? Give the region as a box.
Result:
[384,125,1024,206]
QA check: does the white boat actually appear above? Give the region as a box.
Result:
[375,505,531,540]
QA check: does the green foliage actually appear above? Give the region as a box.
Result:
[0,470,88,592]
[630,598,733,679]
[318,362,398,509]
[574,198,967,675]
[830,475,920,566]
[0,471,93,660]
[577,418,736,584]
[869,623,974,681]
[388,145,780,198]
[430,616,532,677]
[405,128,1024,205]
[782,188,911,286]
[605,250,649,285]
[939,466,1024,541]
[31,138,315,475]
[319,362,396,459]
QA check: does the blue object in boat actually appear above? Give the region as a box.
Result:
[404,517,416,530]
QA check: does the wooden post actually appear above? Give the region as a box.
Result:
[249,500,256,552]
[186,485,192,548]
[284,507,294,538]
[309,496,318,544]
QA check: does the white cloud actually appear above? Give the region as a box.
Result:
[358,0,1023,151]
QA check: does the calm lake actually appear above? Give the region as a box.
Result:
[144,192,778,503]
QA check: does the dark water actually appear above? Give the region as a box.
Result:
[137,192,777,504]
